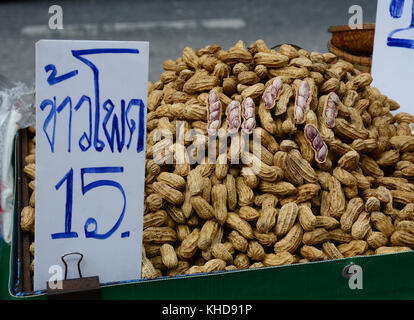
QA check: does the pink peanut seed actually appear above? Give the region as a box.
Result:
[325,117,335,129]
[208,92,222,133]
[273,77,283,93]
[208,92,219,104]
[305,125,318,141]
[326,106,336,116]
[327,100,336,109]
[316,145,327,162]
[295,81,310,123]
[294,106,304,123]
[263,77,283,109]
[244,118,256,131]
[264,89,274,108]
[272,77,283,91]
[298,81,310,100]
[325,93,339,129]
[312,135,324,150]
[230,109,240,120]
[243,98,254,112]
[264,94,274,108]
[228,102,239,113]
[231,118,240,127]
[297,96,307,109]
[325,108,336,127]
[244,97,254,107]
[329,92,339,104]
[210,101,221,113]
[305,125,328,163]
[242,97,256,133]
[269,85,278,97]
[209,110,220,121]
[209,120,220,130]
[244,108,254,119]
[227,101,241,133]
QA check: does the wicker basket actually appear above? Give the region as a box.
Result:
[328,40,372,73]
[328,23,375,56]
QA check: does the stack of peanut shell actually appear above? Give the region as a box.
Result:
[23,40,414,282]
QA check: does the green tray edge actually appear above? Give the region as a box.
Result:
[2,238,414,300]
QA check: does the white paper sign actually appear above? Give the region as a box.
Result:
[34,40,149,291]
[372,0,414,113]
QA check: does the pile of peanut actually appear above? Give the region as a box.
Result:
[142,40,414,278]
[22,39,414,282]
[21,127,36,273]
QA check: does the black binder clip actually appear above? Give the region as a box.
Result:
[47,252,101,300]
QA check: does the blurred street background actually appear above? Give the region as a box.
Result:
[0,0,377,87]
